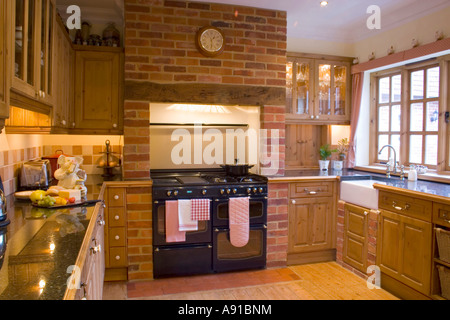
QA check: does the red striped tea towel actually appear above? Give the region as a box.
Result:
[178,200,198,231]
[229,197,250,248]
[191,199,210,221]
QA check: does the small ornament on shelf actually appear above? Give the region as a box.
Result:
[97,140,121,179]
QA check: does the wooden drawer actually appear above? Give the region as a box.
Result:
[290,181,334,198]
[108,207,126,227]
[108,227,126,247]
[109,247,127,267]
[433,203,450,228]
[379,191,432,222]
[108,188,126,207]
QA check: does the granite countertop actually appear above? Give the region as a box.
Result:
[0,174,117,300]
[268,169,450,200]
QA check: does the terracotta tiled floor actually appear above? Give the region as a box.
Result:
[103,262,399,300]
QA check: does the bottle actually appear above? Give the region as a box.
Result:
[408,165,417,181]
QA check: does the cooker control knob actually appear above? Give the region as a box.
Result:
[220,189,225,195]
[253,188,257,194]
[227,189,231,194]
[247,188,252,194]
[202,189,207,195]
[167,191,172,196]
[233,188,237,194]
[173,190,179,196]
[259,188,263,193]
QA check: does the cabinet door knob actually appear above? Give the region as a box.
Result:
[113,123,118,128]
[115,235,120,240]
[115,256,121,260]
[310,115,314,119]
[291,200,296,204]
[114,195,120,200]
[114,215,120,221]
[364,211,369,216]
[316,115,319,119]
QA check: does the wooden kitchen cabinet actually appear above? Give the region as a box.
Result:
[11,0,56,106]
[377,191,432,298]
[0,0,12,133]
[343,203,369,273]
[64,202,106,300]
[52,15,74,132]
[288,181,337,265]
[74,48,123,133]
[104,186,128,281]
[286,53,352,125]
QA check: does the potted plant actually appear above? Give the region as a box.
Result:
[319,144,336,171]
[333,138,349,170]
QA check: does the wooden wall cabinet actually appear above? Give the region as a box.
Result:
[343,203,369,273]
[11,0,56,106]
[52,16,74,132]
[288,181,337,265]
[286,53,353,125]
[0,0,11,133]
[377,191,432,298]
[74,48,123,134]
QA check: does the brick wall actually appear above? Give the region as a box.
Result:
[123,0,287,179]
[123,0,287,275]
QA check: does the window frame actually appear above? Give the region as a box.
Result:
[370,55,450,172]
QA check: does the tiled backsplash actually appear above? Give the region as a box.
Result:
[0,144,123,196]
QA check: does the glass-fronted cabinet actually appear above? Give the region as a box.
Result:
[286,54,353,124]
[12,0,55,106]
[0,0,12,132]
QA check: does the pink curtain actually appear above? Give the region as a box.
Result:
[347,72,364,168]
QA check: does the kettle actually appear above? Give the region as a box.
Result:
[0,176,9,227]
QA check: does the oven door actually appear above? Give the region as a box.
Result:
[153,200,212,246]
[153,244,212,278]
[213,224,267,273]
[212,196,267,227]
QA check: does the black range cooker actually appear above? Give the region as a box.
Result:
[151,169,268,278]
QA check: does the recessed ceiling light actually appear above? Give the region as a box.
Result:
[320,1,328,7]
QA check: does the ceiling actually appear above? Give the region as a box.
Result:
[56,0,450,43]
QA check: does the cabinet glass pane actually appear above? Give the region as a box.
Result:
[378,135,389,161]
[15,0,25,79]
[409,135,423,164]
[318,64,331,115]
[426,67,439,98]
[392,135,401,163]
[379,77,390,103]
[426,101,439,132]
[425,135,438,165]
[378,106,389,132]
[40,0,47,92]
[391,105,401,132]
[410,103,423,132]
[391,75,401,102]
[286,62,293,113]
[334,65,346,115]
[411,70,424,100]
[296,62,310,115]
[27,0,35,86]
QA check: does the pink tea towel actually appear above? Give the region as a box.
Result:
[191,199,211,221]
[165,201,186,243]
[229,197,250,248]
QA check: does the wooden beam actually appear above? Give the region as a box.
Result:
[124,81,286,106]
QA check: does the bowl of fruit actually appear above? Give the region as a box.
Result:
[29,190,77,208]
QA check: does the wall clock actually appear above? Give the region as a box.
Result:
[196,26,225,57]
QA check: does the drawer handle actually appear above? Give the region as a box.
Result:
[304,188,320,195]
[364,211,369,216]
[308,191,317,195]
[115,235,120,240]
[114,195,120,200]
[97,219,105,226]
[90,239,101,255]
[392,202,410,211]
[114,215,120,221]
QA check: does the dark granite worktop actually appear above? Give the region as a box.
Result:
[269,169,450,200]
[0,174,120,300]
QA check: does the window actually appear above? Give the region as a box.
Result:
[372,58,448,171]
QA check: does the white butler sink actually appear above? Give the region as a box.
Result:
[340,179,387,210]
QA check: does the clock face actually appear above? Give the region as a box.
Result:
[197,27,224,56]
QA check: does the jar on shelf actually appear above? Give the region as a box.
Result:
[74,179,88,199]
[102,23,120,47]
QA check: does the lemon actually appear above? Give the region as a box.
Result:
[30,190,47,203]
